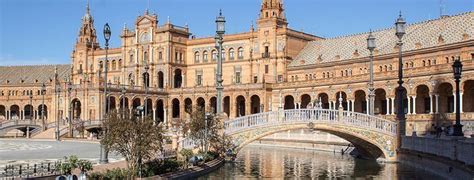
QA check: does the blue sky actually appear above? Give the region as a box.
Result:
[0,0,472,66]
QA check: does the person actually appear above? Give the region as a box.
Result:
[436,125,442,138]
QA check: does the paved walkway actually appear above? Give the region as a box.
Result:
[0,139,123,169]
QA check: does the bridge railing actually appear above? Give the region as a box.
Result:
[224,109,397,136]
[0,120,41,129]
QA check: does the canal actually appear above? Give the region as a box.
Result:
[200,144,442,179]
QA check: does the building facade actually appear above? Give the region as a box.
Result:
[1,0,473,135]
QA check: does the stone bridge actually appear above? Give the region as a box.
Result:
[180,109,399,162]
[0,120,43,136]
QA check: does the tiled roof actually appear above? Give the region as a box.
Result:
[290,12,473,67]
[0,64,71,85]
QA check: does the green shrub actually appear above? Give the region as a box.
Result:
[88,168,131,180]
[140,159,182,176]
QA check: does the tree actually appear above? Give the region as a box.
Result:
[101,112,164,176]
[187,106,223,153]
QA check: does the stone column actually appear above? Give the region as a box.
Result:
[152,108,156,124]
[366,98,369,115]
[460,92,463,113]
[386,98,390,115]
[21,110,24,120]
[7,110,10,120]
[453,93,456,113]
[163,107,168,127]
[351,100,355,112]
[435,94,439,114]
[412,96,417,114]
[391,97,395,115]
[407,97,411,115]
[429,94,433,114]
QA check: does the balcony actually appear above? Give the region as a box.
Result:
[262,52,270,59]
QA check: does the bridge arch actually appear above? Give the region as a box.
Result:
[223,109,398,161]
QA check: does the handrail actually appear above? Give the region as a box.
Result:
[224,109,398,136]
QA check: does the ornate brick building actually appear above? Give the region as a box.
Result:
[1,0,473,135]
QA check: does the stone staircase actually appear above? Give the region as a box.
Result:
[32,127,65,139]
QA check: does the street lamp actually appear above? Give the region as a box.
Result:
[395,12,407,137]
[367,30,376,116]
[121,86,126,117]
[100,23,111,164]
[55,85,61,141]
[41,83,46,131]
[204,112,210,154]
[29,93,33,120]
[67,80,73,138]
[452,57,463,136]
[215,10,225,115]
[144,64,149,118]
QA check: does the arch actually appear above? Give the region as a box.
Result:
[224,96,230,117]
[229,48,235,60]
[157,71,164,89]
[172,99,180,118]
[119,97,130,113]
[415,85,430,114]
[0,105,5,120]
[375,89,387,115]
[38,104,48,120]
[463,80,474,112]
[202,51,208,62]
[438,83,454,113]
[132,98,142,115]
[143,72,150,88]
[144,98,153,117]
[197,97,205,111]
[283,95,295,110]
[233,124,389,161]
[394,87,408,114]
[10,105,20,120]
[194,51,200,63]
[184,98,193,114]
[237,47,244,59]
[354,90,367,113]
[174,69,182,88]
[210,97,217,114]
[236,96,246,117]
[211,50,218,61]
[317,93,329,109]
[107,96,117,113]
[335,92,348,110]
[24,104,34,120]
[71,98,82,120]
[155,100,164,123]
[300,94,311,108]
[250,95,261,114]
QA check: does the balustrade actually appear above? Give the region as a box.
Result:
[224,109,397,136]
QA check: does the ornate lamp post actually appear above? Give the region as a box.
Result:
[100,23,111,164]
[55,85,61,141]
[395,12,407,137]
[367,30,376,116]
[121,86,126,117]
[452,57,463,136]
[144,64,149,117]
[67,80,73,138]
[29,93,33,120]
[41,83,46,130]
[215,10,225,115]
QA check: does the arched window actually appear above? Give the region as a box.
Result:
[238,47,244,59]
[427,60,431,66]
[144,51,148,63]
[212,50,217,61]
[221,49,226,61]
[203,51,208,62]
[384,65,387,71]
[118,59,122,69]
[194,51,200,63]
[379,66,383,72]
[322,72,326,79]
[422,60,426,67]
[112,60,117,70]
[229,48,235,60]
[389,65,393,71]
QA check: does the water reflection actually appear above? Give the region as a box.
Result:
[200,144,441,179]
